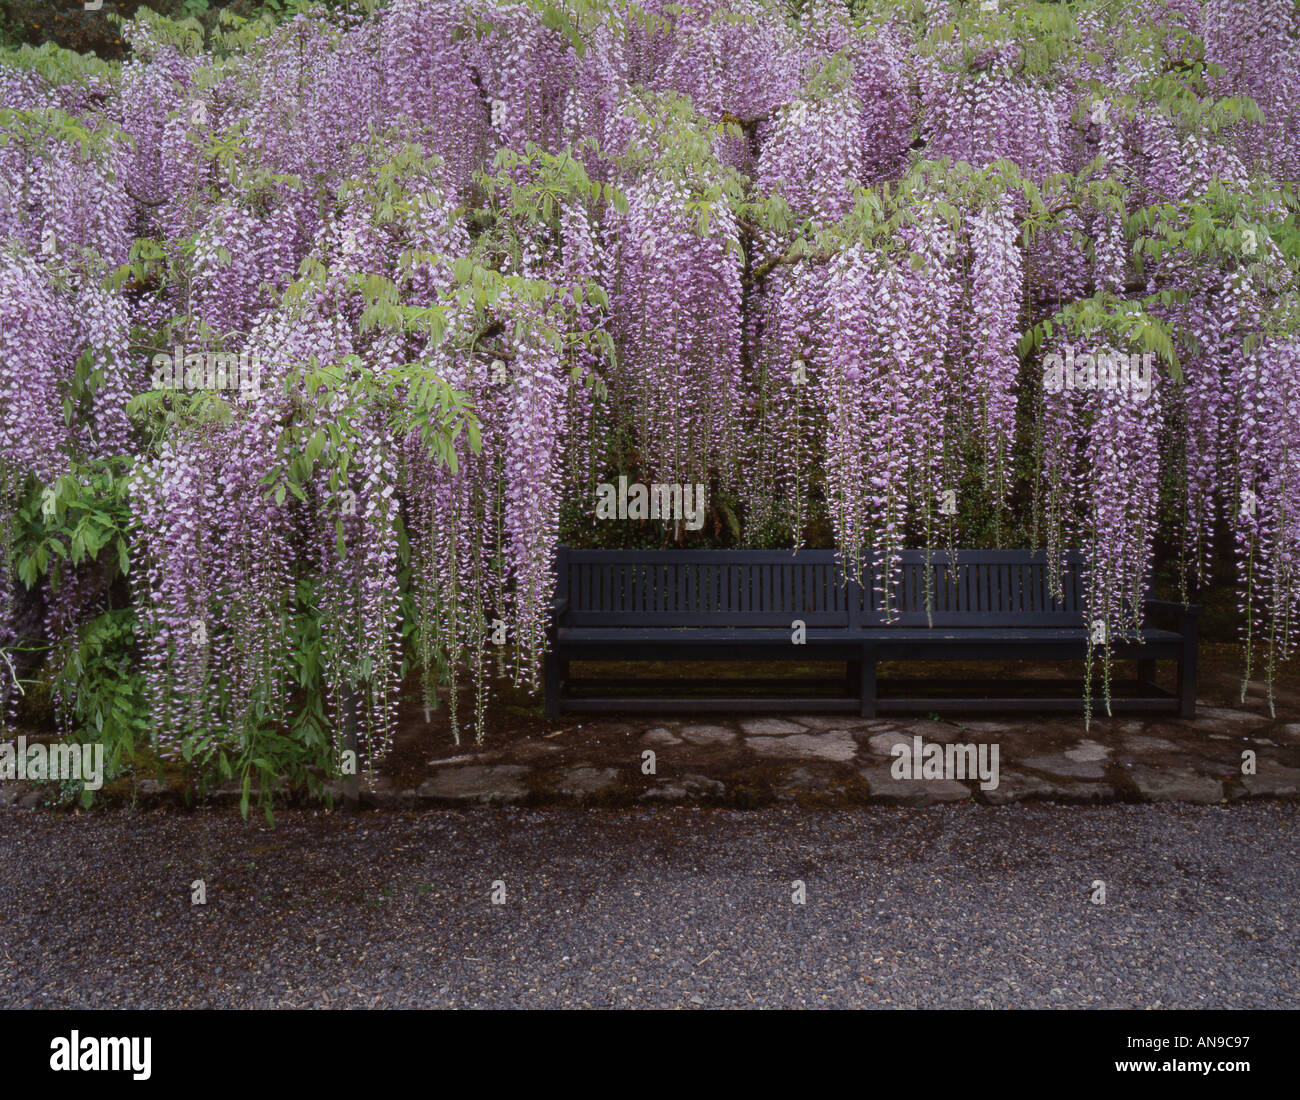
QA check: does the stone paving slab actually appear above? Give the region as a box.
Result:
[739,718,806,736]
[1020,754,1107,780]
[1122,766,1224,804]
[857,765,971,806]
[6,702,1300,812]
[1234,761,1300,799]
[415,765,531,805]
[678,724,739,746]
[747,731,858,762]
[978,769,1056,807]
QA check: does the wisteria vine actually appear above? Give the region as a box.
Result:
[2,0,1299,802]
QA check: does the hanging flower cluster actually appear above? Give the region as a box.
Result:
[607,168,745,486]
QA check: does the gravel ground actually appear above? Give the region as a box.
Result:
[1,803,1297,1008]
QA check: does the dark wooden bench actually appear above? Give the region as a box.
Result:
[544,548,1199,719]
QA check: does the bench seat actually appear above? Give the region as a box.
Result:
[557,627,863,644]
[557,626,1184,644]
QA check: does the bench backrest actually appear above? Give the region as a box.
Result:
[556,548,1095,628]
[870,550,1087,626]
[558,549,852,627]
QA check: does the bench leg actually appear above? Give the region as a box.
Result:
[859,647,877,718]
[544,649,561,718]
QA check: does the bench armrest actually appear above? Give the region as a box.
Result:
[549,597,569,629]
